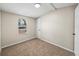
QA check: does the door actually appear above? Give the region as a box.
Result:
[0,11,1,55]
[75,4,79,56]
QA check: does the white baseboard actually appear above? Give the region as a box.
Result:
[2,37,36,48]
[39,38,74,53]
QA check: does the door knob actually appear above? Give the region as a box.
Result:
[73,33,75,35]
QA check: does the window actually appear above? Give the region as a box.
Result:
[18,18,27,33]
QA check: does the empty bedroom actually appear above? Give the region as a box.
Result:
[0,3,79,56]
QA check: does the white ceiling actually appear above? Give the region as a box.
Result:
[0,3,76,18]
[53,3,76,8]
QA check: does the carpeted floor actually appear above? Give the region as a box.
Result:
[2,38,75,56]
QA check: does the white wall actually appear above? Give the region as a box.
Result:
[36,18,41,38]
[37,6,75,51]
[1,11,36,48]
[75,4,79,56]
[0,11,1,55]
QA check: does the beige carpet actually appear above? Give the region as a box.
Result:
[2,38,75,56]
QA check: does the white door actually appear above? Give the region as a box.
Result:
[0,11,1,55]
[75,4,79,56]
